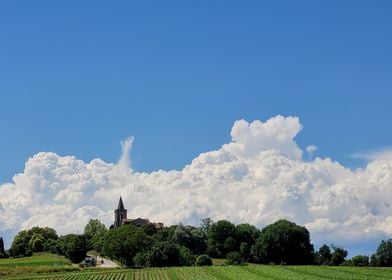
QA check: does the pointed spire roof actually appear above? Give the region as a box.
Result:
[117,196,125,210]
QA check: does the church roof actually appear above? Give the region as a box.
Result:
[117,196,125,210]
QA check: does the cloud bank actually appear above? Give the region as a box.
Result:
[1,115,392,251]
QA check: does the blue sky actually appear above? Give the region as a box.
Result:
[1,1,391,183]
[1,1,392,255]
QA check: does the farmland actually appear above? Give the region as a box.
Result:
[2,264,392,279]
[2,253,392,279]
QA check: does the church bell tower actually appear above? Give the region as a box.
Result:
[114,196,127,227]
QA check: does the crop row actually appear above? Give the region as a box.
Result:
[4,265,392,280]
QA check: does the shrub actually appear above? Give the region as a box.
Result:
[226,251,244,265]
[179,246,196,266]
[195,254,212,266]
[352,255,369,267]
[133,252,153,268]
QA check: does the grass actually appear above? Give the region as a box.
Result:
[0,252,77,277]
[211,258,226,266]
[0,252,71,268]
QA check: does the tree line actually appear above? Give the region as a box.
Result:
[5,218,392,268]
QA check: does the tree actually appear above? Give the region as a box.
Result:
[330,246,348,266]
[149,241,182,267]
[84,219,108,252]
[56,234,87,263]
[9,227,58,257]
[133,251,153,268]
[153,225,177,243]
[370,254,380,267]
[0,237,8,258]
[65,234,87,263]
[173,225,207,255]
[103,225,151,266]
[235,223,261,245]
[29,233,45,252]
[223,237,237,252]
[315,244,331,265]
[44,238,57,253]
[207,220,236,258]
[373,239,392,266]
[351,255,369,267]
[235,223,261,261]
[200,218,213,234]
[29,227,58,241]
[240,242,250,260]
[141,223,158,236]
[178,245,196,266]
[253,219,314,265]
[9,230,30,257]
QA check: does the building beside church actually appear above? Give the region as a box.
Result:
[113,197,164,229]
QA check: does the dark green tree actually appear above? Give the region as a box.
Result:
[370,253,380,267]
[195,254,213,266]
[153,225,177,243]
[330,246,348,266]
[56,234,87,263]
[0,236,8,258]
[9,230,31,257]
[28,233,45,252]
[223,237,237,252]
[207,220,236,258]
[141,223,158,235]
[178,245,196,266]
[235,223,261,245]
[84,219,108,252]
[253,219,314,265]
[0,237,4,254]
[29,227,58,241]
[373,239,392,266]
[9,227,58,257]
[149,241,181,267]
[103,225,151,266]
[351,255,369,267]
[315,244,331,265]
[44,238,57,253]
[173,225,207,255]
[240,242,250,260]
[235,223,261,261]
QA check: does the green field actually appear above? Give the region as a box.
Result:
[2,265,392,279]
[2,254,392,279]
[0,253,71,268]
[0,253,78,278]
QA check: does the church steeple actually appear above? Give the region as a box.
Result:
[118,196,125,210]
[114,196,127,227]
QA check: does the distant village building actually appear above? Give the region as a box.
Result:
[113,197,164,229]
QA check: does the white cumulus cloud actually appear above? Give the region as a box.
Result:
[306,145,318,156]
[1,115,392,253]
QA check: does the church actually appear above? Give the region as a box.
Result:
[113,197,164,229]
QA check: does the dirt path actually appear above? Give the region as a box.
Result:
[96,256,119,268]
